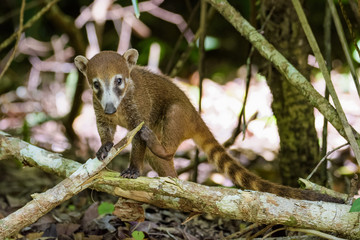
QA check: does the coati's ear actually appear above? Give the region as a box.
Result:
[123,49,138,68]
[74,55,88,76]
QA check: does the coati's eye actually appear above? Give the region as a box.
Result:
[115,76,122,85]
[93,81,100,90]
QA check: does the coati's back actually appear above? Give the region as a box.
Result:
[129,67,197,121]
[75,50,344,203]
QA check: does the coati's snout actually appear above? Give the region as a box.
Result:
[104,103,117,115]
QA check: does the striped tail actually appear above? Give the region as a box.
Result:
[193,119,343,203]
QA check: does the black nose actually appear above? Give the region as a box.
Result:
[104,103,116,114]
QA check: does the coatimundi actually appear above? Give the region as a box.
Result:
[74,49,343,203]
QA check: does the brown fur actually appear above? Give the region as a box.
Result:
[75,50,343,203]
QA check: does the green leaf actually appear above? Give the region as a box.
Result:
[196,36,220,51]
[131,0,140,18]
[132,231,145,240]
[98,202,115,215]
[349,198,360,212]
[65,69,78,104]
[68,204,76,211]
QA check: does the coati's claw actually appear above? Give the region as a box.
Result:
[121,167,140,179]
[96,141,114,160]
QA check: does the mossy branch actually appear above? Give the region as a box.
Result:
[0,131,359,239]
[0,123,143,239]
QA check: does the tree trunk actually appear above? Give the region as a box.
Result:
[261,0,325,186]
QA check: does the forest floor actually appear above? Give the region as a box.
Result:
[0,159,321,239]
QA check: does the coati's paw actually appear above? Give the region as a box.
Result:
[121,167,140,179]
[96,141,114,160]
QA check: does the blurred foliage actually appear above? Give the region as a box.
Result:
[1,0,357,83]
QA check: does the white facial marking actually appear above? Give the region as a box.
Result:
[92,74,127,113]
[114,74,125,90]
[119,82,125,90]
[92,78,102,93]
[102,79,119,110]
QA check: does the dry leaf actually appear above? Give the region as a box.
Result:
[113,198,145,222]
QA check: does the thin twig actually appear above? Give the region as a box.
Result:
[169,31,200,77]
[193,0,207,182]
[240,51,252,141]
[222,223,259,240]
[327,0,360,99]
[292,0,360,167]
[223,111,257,148]
[261,227,286,239]
[321,2,332,158]
[287,227,347,240]
[169,8,215,77]
[223,6,275,147]
[248,224,273,239]
[0,0,60,52]
[338,0,360,60]
[349,0,360,25]
[165,2,200,75]
[0,0,25,80]
[0,1,40,25]
[307,143,349,180]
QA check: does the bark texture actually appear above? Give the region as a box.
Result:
[0,131,358,239]
[261,0,324,186]
[0,123,142,239]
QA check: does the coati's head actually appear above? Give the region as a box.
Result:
[74,49,138,115]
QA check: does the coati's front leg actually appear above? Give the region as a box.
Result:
[121,133,146,178]
[96,120,116,160]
